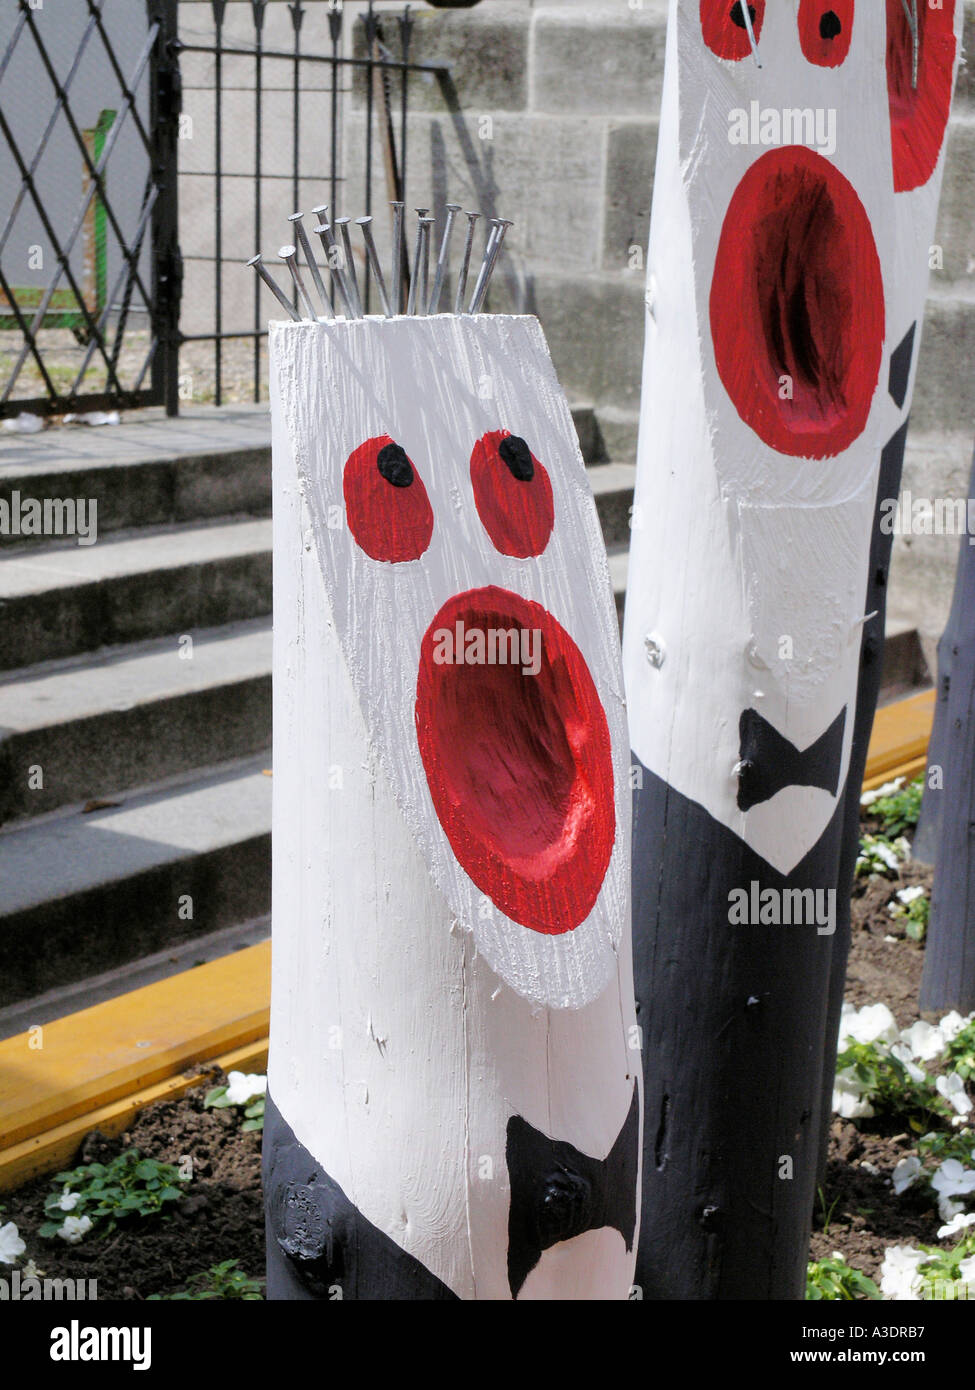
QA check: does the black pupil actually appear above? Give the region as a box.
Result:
[730,2,756,28]
[820,10,841,39]
[377,442,413,488]
[498,434,534,482]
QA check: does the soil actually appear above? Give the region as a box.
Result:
[0,816,961,1299]
[3,1069,266,1301]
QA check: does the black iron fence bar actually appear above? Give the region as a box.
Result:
[0,9,101,258]
[0,103,130,404]
[362,1,377,311]
[173,41,445,75]
[290,2,303,242]
[69,183,159,395]
[17,3,157,315]
[86,0,156,158]
[14,2,159,331]
[0,8,28,86]
[149,0,180,416]
[329,5,341,214]
[212,0,226,405]
[0,258,60,400]
[1,19,159,403]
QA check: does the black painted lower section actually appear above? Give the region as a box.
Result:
[632,757,847,1299]
[817,418,911,1180]
[263,1092,459,1300]
[919,445,975,1015]
[506,1083,639,1298]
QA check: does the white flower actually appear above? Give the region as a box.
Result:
[880,1245,927,1300]
[931,1159,975,1200]
[959,1255,975,1288]
[898,1020,946,1062]
[223,1071,267,1106]
[937,1211,975,1240]
[890,1150,917,1195]
[838,1002,899,1049]
[938,1195,965,1224]
[892,1156,923,1195]
[0,1222,25,1265]
[936,1073,973,1117]
[890,1043,927,1084]
[833,1068,875,1119]
[56,1215,92,1244]
[21,1259,42,1279]
[58,1190,80,1212]
[896,885,926,906]
[939,1012,975,1044]
[861,778,905,807]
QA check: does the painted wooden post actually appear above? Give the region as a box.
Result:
[623,1,960,1298]
[917,448,975,1015]
[265,265,641,1298]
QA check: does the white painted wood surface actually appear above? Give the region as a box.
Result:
[623,1,960,874]
[269,314,640,1299]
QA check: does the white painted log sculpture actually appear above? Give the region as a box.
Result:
[261,210,640,1299]
[623,1,960,1298]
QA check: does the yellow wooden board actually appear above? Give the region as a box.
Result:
[0,941,269,1186]
[863,689,936,790]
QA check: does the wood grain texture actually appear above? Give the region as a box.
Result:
[268,314,640,1299]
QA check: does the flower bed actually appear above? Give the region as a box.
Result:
[0,777,971,1301]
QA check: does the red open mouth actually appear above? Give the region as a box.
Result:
[415,587,615,935]
[710,147,884,459]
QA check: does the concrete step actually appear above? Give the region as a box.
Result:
[0,406,273,547]
[0,404,608,553]
[0,517,272,671]
[0,618,272,825]
[588,461,635,546]
[0,756,272,1008]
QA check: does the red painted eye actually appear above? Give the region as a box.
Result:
[798,1,854,66]
[886,0,956,193]
[700,1,766,61]
[710,146,884,459]
[415,587,615,934]
[343,434,434,563]
[470,430,554,559]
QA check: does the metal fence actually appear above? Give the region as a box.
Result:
[0,0,451,418]
[175,0,450,408]
[0,0,180,419]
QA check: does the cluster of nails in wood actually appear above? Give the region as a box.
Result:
[246,203,513,322]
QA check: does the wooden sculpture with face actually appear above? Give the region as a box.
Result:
[267,313,640,1300]
[624,0,960,1298]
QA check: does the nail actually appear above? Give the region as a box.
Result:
[455,211,480,316]
[356,216,392,317]
[469,218,513,315]
[467,219,500,315]
[279,244,318,321]
[312,219,357,318]
[390,201,405,315]
[407,211,429,316]
[335,216,364,317]
[288,212,333,317]
[427,203,461,316]
[419,217,434,315]
[246,254,301,321]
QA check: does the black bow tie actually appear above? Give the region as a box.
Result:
[506,1084,639,1299]
[737,706,847,813]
